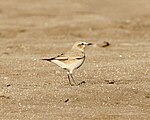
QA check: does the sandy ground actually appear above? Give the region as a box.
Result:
[0,0,150,119]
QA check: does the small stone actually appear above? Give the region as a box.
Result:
[101,41,110,47]
[105,80,115,84]
[65,99,69,103]
[6,84,11,87]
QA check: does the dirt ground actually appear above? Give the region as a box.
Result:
[0,0,150,120]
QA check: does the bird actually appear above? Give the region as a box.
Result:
[42,41,92,86]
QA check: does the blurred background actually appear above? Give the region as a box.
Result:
[0,0,150,120]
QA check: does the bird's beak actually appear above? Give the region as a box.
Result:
[87,43,93,45]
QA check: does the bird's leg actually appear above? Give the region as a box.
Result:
[70,73,77,86]
[67,72,73,86]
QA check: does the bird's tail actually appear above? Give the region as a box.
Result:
[41,53,63,61]
[41,58,55,61]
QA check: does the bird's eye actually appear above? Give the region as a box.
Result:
[81,43,84,45]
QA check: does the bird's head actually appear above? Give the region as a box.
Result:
[72,42,92,52]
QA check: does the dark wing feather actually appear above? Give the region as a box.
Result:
[42,51,85,62]
[41,53,68,61]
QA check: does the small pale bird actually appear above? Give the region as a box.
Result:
[42,42,92,86]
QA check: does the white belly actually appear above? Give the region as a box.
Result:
[67,59,84,72]
[51,59,84,73]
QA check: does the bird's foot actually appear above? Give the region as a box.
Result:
[77,81,86,86]
[70,83,75,86]
[69,81,86,86]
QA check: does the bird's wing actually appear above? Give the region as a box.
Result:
[54,53,84,61]
[41,53,66,61]
[42,50,84,61]
[61,49,85,60]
